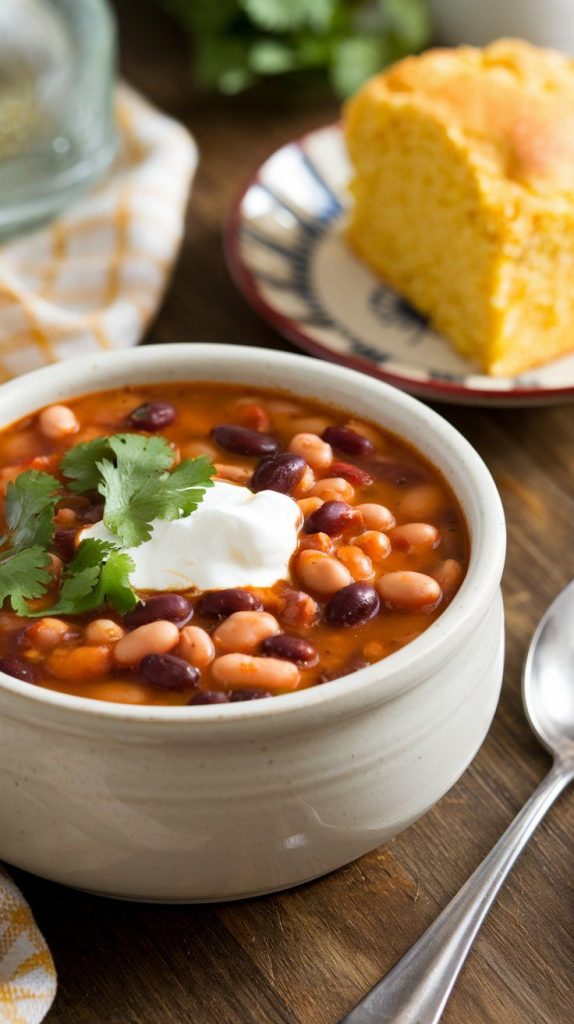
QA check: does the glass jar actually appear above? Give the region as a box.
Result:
[0,0,117,238]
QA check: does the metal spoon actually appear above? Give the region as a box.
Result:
[340,581,574,1024]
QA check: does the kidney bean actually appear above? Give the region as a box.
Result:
[140,653,200,690]
[330,462,373,487]
[212,424,279,457]
[322,425,374,456]
[376,571,442,612]
[251,452,306,494]
[367,457,426,487]
[52,528,77,563]
[198,588,263,618]
[318,653,370,683]
[260,634,318,666]
[213,611,280,655]
[288,433,333,472]
[80,503,104,524]
[228,689,273,702]
[189,690,230,705]
[304,500,359,536]
[129,401,176,430]
[0,655,37,683]
[324,582,380,627]
[124,594,192,628]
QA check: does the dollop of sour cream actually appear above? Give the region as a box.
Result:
[81,479,302,592]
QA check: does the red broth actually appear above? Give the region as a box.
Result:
[0,383,468,705]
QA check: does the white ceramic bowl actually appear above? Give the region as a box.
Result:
[0,345,506,902]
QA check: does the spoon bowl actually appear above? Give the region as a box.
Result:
[523,579,574,758]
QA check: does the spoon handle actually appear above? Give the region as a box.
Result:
[340,760,573,1024]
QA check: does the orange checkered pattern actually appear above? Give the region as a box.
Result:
[0,85,197,382]
[0,867,56,1024]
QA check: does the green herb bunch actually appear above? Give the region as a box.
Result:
[0,434,215,618]
[159,0,430,97]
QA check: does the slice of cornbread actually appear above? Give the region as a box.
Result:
[344,39,574,377]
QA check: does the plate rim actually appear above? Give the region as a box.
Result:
[224,122,574,406]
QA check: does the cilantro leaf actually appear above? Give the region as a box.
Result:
[60,436,114,493]
[153,454,216,520]
[97,434,175,547]
[32,539,137,617]
[0,546,53,616]
[2,470,60,549]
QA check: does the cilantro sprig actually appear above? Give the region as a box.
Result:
[62,433,215,547]
[0,470,60,615]
[0,433,215,617]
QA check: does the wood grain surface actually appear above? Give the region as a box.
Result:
[14,4,573,1022]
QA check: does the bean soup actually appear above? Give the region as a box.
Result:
[0,383,468,705]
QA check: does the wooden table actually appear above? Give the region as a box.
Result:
[16,5,573,1022]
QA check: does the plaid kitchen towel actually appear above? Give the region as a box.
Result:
[0,84,196,1022]
[0,867,56,1023]
[0,83,197,382]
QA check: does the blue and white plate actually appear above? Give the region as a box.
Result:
[225,123,574,406]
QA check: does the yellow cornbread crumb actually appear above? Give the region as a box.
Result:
[344,39,574,377]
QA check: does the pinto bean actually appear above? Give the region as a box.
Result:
[322,425,374,456]
[198,589,263,618]
[376,572,442,612]
[211,653,300,692]
[129,401,176,430]
[297,496,323,517]
[251,452,306,494]
[431,559,464,600]
[85,681,152,704]
[352,530,392,562]
[213,611,280,655]
[310,477,354,502]
[84,619,125,645]
[296,550,353,596]
[278,589,319,628]
[292,464,316,497]
[177,626,215,668]
[22,617,78,650]
[399,484,446,520]
[212,424,279,457]
[336,545,375,581]
[124,594,192,628]
[356,502,396,531]
[38,405,79,439]
[288,433,333,472]
[47,645,112,680]
[114,621,179,667]
[388,523,440,552]
[297,532,334,554]
[325,582,380,627]
[214,463,252,485]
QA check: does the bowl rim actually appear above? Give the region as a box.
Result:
[0,343,506,724]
